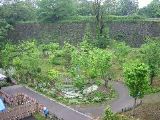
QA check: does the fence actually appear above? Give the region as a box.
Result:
[0,103,38,120]
[0,91,63,120]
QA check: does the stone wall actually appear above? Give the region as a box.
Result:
[8,23,86,45]
[108,21,160,47]
[7,21,160,47]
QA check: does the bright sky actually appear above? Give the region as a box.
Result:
[138,0,152,8]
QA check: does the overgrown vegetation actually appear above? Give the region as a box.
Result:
[0,0,160,120]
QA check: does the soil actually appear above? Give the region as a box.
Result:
[123,77,160,120]
[152,78,160,87]
[123,102,160,120]
[22,116,36,120]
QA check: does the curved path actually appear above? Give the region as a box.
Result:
[2,81,139,119]
[71,81,140,118]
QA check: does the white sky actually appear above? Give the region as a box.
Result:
[138,0,152,8]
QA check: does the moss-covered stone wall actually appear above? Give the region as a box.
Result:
[7,21,160,47]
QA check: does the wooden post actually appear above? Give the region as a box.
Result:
[36,102,39,112]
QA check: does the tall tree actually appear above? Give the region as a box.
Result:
[140,39,160,85]
[77,0,93,16]
[124,60,149,115]
[138,0,160,18]
[118,0,138,15]
[37,0,76,22]
[103,0,118,15]
[93,0,106,37]
[0,1,36,24]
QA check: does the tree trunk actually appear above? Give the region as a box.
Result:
[133,97,137,116]
[150,73,154,85]
[104,79,108,88]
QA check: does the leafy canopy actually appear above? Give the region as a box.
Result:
[37,0,76,22]
[140,39,160,84]
[123,60,149,98]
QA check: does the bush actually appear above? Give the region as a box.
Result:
[104,15,146,23]
[0,81,9,87]
[87,91,106,103]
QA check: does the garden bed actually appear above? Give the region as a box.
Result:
[30,83,115,105]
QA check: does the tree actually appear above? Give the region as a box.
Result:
[0,19,12,44]
[103,0,118,15]
[117,0,138,15]
[77,0,93,16]
[12,41,41,83]
[140,39,160,85]
[70,41,112,90]
[138,0,160,18]
[0,1,36,24]
[37,0,76,22]
[112,41,131,66]
[93,0,104,34]
[123,60,149,114]
[0,43,17,74]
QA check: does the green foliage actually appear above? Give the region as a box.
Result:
[88,91,107,103]
[37,0,76,22]
[111,41,131,66]
[103,106,132,120]
[48,69,60,81]
[70,41,112,90]
[103,106,116,120]
[1,43,16,69]
[33,112,48,120]
[103,0,118,15]
[41,43,60,52]
[0,1,36,24]
[0,81,10,87]
[140,38,160,85]
[59,16,94,23]
[62,42,75,69]
[0,19,12,41]
[117,0,138,15]
[77,0,93,16]
[104,15,145,23]
[138,0,160,18]
[13,41,41,83]
[123,60,149,99]
[1,41,41,83]
[73,75,87,90]
[54,15,145,24]
[145,86,160,94]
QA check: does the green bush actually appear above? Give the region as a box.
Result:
[59,16,94,23]
[87,91,106,103]
[104,15,146,23]
[0,81,9,87]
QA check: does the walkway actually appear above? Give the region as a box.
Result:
[2,85,93,120]
[71,81,139,118]
[2,81,139,119]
